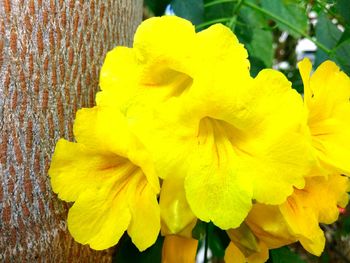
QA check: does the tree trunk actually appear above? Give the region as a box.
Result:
[0,0,143,261]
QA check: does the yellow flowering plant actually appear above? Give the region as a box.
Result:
[49,15,350,263]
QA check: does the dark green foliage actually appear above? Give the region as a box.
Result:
[207,224,231,259]
[269,247,306,263]
[113,235,164,263]
[171,0,204,25]
[260,0,308,38]
[335,0,350,25]
[315,12,342,66]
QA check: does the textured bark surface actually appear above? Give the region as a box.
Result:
[0,0,143,261]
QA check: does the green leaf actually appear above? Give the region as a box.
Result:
[113,235,164,263]
[204,1,234,22]
[261,0,308,38]
[341,214,350,234]
[144,0,172,16]
[269,247,306,263]
[249,56,268,77]
[208,224,230,259]
[246,29,273,68]
[335,0,350,25]
[171,0,204,25]
[315,12,342,66]
[337,28,350,46]
[330,39,350,75]
[236,2,273,72]
[192,220,207,240]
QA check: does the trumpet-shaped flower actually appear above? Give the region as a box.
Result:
[97,16,313,230]
[299,58,350,175]
[234,60,350,260]
[49,107,160,250]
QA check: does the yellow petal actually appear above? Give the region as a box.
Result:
[297,58,313,108]
[162,235,198,263]
[133,16,195,76]
[183,23,252,122]
[49,139,126,202]
[307,61,345,121]
[127,176,160,251]
[227,223,260,257]
[99,46,137,92]
[160,177,197,236]
[97,47,139,110]
[312,119,350,175]
[279,192,325,256]
[307,174,349,224]
[299,59,350,175]
[245,203,296,249]
[278,174,349,255]
[67,162,160,250]
[73,106,160,193]
[67,178,131,250]
[246,241,269,263]
[185,118,253,229]
[225,242,246,263]
[242,69,312,203]
[193,23,250,81]
[225,241,269,263]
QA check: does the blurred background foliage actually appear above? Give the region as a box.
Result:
[113,1,350,262]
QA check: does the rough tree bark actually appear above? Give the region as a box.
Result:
[0,0,143,261]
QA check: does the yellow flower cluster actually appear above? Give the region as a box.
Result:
[49,16,350,262]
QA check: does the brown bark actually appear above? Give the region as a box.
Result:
[0,0,143,261]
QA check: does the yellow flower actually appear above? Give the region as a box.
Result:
[49,106,160,250]
[299,58,350,175]
[245,173,349,256]
[184,69,312,229]
[97,16,313,230]
[238,60,350,258]
[279,174,349,255]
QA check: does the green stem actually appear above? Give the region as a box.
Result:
[204,223,209,263]
[204,0,238,8]
[232,0,244,14]
[227,0,244,29]
[196,17,232,30]
[204,0,332,55]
